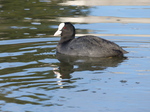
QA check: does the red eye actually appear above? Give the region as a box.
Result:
[63,27,66,29]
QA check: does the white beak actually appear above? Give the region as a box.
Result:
[54,30,62,36]
[53,23,65,36]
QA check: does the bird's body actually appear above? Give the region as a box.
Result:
[54,22,128,57]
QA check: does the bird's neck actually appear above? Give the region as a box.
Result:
[59,36,74,44]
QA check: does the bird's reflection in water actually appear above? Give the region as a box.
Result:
[54,53,127,78]
[53,53,127,88]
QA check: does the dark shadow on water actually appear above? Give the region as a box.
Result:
[56,53,127,79]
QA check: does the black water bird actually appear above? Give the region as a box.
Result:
[54,22,128,57]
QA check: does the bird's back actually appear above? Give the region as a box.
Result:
[57,35,127,57]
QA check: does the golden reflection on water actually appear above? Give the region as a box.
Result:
[60,0,150,6]
[57,16,150,24]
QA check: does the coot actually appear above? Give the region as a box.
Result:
[54,22,128,57]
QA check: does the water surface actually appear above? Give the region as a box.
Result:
[0,0,150,112]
